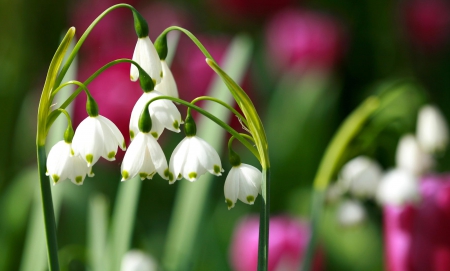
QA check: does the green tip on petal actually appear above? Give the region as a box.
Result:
[164,169,174,182]
[173,120,179,130]
[226,199,234,210]
[160,70,163,78]
[86,154,93,165]
[151,132,158,138]
[75,176,83,184]
[107,151,116,159]
[139,172,147,180]
[70,148,74,156]
[52,174,60,184]
[122,170,129,180]
[130,130,135,140]
[214,165,221,174]
[188,172,197,180]
[122,141,126,149]
[246,195,255,204]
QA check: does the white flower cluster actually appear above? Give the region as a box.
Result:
[328,104,449,226]
[46,36,262,209]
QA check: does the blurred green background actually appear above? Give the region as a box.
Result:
[1,0,450,270]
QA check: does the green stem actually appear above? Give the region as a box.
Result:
[37,145,60,271]
[157,26,214,61]
[149,95,261,162]
[301,96,380,271]
[258,168,270,271]
[54,4,138,88]
[191,96,248,127]
[46,58,142,131]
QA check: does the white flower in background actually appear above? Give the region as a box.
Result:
[129,91,182,140]
[339,156,382,198]
[417,105,449,154]
[376,169,420,206]
[395,134,434,176]
[120,250,157,271]
[154,60,179,99]
[336,199,366,227]
[46,140,92,185]
[224,164,262,210]
[169,136,223,183]
[72,115,126,167]
[130,36,162,85]
[121,132,170,182]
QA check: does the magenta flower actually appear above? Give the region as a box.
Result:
[384,174,450,271]
[402,0,450,52]
[265,8,346,74]
[230,215,323,271]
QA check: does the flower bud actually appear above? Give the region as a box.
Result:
[376,169,420,206]
[339,156,382,198]
[336,199,366,227]
[396,134,434,176]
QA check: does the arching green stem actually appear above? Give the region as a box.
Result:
[149,95,260,163]
[301,96,380,271]
[51,80,92,100]
[47,58,145,131]
[156,26,214,61]
[55,109,75,143]
[54,4,141,88]
[191,96,248,127]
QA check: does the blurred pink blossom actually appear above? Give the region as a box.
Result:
[384,174,450,271]
[230,215,323,271]
[208,0,293,21]
[402,0,450,52]
[265,9,346,75]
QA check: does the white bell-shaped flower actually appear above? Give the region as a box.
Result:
[224,163,262,210]
[376,169,420,206]
[417,105,449,154]
[129,91,183,140]
[130,36,162,84]
[339,156,382,198]
[46,140,92,185]
[169,136,223,184]
[120,250,158,271]
[72,115,126,167]
[121,132,170,182]
[396,134,434,176]
[336,199,366,227]
[154,60,179,99]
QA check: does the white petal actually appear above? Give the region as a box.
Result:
[68,154,90,185]
[129,93,151,141]
[98,118,119,161]
[155,60,179,99]
[237,164,261,204]
[336,199,366,227]
[135,37,162,85]
[192,136,222,175]
[130,39,141,82]
[224,167,240,210]
[46,141,71,184]
[376,169,420,206]
[146,134,169,180]
[138,146,157,180]
[169,138,190,182]
[98,115,126,150]
[121,133,147,181]
[72,117,103,167]
[417,105,449,154]
[396,134,433,176]
[148,91,182,133]
[339,156,382,198]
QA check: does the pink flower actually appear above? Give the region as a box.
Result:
[402,0,450,52]
[265,9,346,75]
[230,215,323,271]
[206,0,293,21]
[384,174,450,271]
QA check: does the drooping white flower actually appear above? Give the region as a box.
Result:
[339,156,382,198]
[130,36,162,84]
[121,132,170,182]
[169,136,223,184]
[129,90,182,140]
[154,60,179,99]
[417,105,449,154]
[376,169,420,206]
[120,250,158,271]
[72,115,126,167]
[336,199,366,227]
[224,163,262,210]
[396,134,434,176]
[46,140,92,185]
